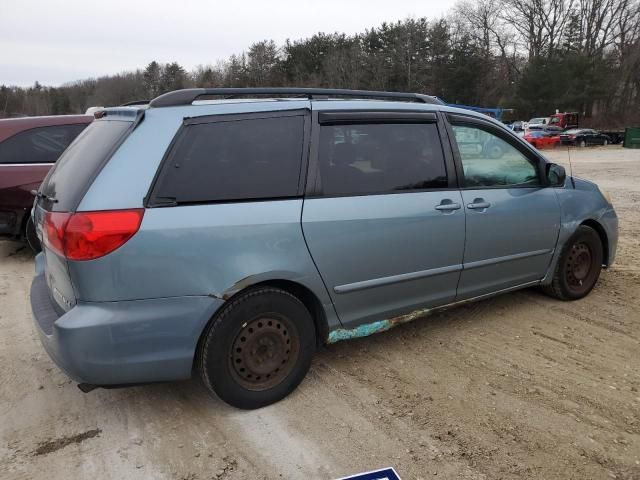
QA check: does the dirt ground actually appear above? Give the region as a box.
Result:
[1,146,639,480]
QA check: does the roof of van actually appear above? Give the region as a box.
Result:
[100,88,505,130]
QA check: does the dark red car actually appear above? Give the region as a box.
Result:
[0,115,92,250]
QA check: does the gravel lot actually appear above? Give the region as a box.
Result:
[1,146,639,480]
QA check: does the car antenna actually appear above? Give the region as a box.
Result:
[567,145,576,188]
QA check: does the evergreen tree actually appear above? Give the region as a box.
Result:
[143,61,162,98]
[160,62,187,93]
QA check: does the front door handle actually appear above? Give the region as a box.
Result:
[435,201,462,212]
[467,199,491,210]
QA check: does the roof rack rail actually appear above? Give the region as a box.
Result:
[120,100,150,106]
[148,88,443,108]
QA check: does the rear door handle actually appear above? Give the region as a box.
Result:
[467,200,491,210]
[435,202,462,212]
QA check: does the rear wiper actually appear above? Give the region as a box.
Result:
[30,190,58,203]
[149,196,178,207]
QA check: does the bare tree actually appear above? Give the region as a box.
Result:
[246,40,280,86]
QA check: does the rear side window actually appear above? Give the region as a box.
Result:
[40,120,131,211]
[0,124,87,164]
[152,115,305,204]
[317,123,447,196]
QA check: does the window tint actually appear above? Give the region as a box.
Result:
[41,120,131,211]
[0,124,87,164]
[153,115,304,204]
[318,123,447,196]
[451,125,540,188]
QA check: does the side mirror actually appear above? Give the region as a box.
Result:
[546,163,566,187]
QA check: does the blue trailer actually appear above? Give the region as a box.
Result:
[437,98,513,122]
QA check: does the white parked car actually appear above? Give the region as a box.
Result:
[527,117,551,130]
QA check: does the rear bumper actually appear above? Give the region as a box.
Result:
[30,271,224,385]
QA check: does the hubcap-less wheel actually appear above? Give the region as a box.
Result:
[199,287,314,409]
[542,225,602,301]
[564,242,595,296]
[230,314,300,391]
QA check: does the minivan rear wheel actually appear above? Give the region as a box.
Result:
[543,226,603,301]
[199,287,315,409]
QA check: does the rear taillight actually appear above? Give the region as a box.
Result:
[43,209,144,261]
[43,212,72,257]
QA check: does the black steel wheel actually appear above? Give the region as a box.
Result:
[543,226,603,300]
[229,314,300,391]
[199,287,315,409]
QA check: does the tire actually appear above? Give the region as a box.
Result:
[543,226,603,301]
[199,287,315,409]
[487,144,504,159]
[24,216,41,253]
[603,139,608,146]
[579,139,586,148]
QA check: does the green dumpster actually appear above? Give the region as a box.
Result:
[623,127,640,148]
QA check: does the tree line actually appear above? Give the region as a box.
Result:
[2,0,639,126]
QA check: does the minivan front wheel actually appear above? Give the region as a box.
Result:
[543,226,603,301]
[199,287,315,409]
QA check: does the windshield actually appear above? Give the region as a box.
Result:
[529,118,546,124]
[563,129,582,134]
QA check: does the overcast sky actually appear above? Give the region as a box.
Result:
[0,0,457,87]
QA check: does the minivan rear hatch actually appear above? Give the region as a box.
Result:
[34,109,142,313]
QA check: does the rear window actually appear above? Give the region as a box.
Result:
[40,120,131,211]
[151,115,305,205]
[0,124,87,164]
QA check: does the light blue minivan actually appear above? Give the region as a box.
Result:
[30,88,618,408]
